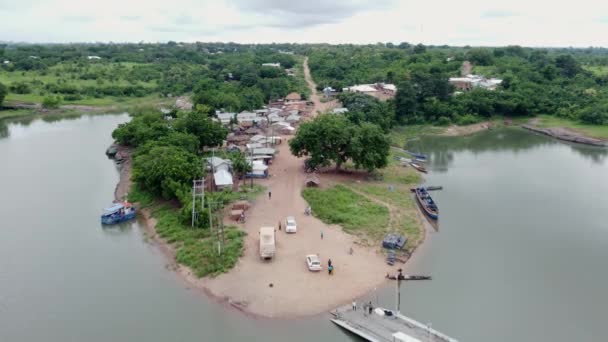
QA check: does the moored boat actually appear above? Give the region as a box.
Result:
[105,145,118,157]
[414,187,438,220]
[409,162,427,173]
[101,201,136,225]
[405,151,427,161]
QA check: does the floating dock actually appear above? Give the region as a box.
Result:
[331,305,458,342]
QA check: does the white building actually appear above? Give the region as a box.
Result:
[262,63,281,68]
[87,56,102,60]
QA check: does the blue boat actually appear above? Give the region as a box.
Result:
[405,151,428,161]
[414,187,438,220]
[101,202,136,225]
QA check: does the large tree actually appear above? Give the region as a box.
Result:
[174,110,228,149]
[350,123,389,172]
[132,145,202,201]
[290,115,354,170]
[290,115,389,172]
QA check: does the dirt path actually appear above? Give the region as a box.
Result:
[303,57,338,114]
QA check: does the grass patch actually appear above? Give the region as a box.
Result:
[536,114,608,140]
[153,204,245,277]
[0,109,35,120]
[583,65,608,77]
[129,185,263,278]
[302,184,389,234]
[389,125,443,148]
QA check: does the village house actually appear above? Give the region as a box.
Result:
[87,55,102,60]
[448,74,503,91]
[262,62,281,68]
[245,160,269,178]
[332,107,349,114]
[206,157,234,190]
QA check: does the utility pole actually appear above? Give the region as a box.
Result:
[191,158,206,227]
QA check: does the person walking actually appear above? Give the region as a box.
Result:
[328,264,333,275]
[268,190,272,199]
[321,230,324,240]
[352,301,357,311]
[278,220,281,231]
[328,258,332,268]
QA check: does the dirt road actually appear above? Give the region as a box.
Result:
[303,57,338,115]
[192,58,390,318]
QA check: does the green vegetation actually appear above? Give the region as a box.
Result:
[308,44,608,130]
[0,82,6,106]
[536,115,608,139]
[0,108,34,120]
[0,43,305,112]
[112,105,255,276]
[289,114,390,172]
[302,185,389,234]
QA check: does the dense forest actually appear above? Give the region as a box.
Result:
[0,42,307,111]
[308,44,608,125]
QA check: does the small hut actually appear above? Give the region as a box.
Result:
[305,175,320,187]
[285,92,302,102]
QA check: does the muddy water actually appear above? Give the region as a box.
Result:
[1,115,607,342]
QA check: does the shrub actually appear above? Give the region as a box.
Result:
[41,95,62,109]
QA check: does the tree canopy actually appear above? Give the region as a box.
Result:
[289,114,389,172]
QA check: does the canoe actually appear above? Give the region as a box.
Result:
[409,162,427,173]
[414,187,438,220]
[405,151,427,161]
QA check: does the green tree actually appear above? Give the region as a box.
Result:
[394,80,418,123]
[350,123,389,172]
[174,110,228,149]
[290,115,354,170]
[227,151,252,190]
[0,82,7,106]
[132,145,202,200]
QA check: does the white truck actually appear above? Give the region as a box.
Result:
[259,226,276,260]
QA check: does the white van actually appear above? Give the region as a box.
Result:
[259,227,276,259]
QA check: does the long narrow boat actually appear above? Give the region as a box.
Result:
[415,187,438,220]
[409,162,427,173]
[405,151,427,161]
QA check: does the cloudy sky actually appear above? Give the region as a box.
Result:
[2,0,608,46]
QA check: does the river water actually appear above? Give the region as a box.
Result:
[0,115,606,342]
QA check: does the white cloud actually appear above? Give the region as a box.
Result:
[0,0,607,46]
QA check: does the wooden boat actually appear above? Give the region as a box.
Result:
[386,273,432,281]
[101,202,136,225]
[405,151,427,161]
[414,187,438,220]
[105,145,118,157]
[409,162,427,173]
[410,185,442,192]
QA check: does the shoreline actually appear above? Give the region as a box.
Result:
[112,142,432,318]
[521,122,607,147]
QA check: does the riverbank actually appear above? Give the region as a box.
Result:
[522,116,608,147]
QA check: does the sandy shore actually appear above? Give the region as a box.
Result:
[440,121,495,137]
[113,145,133,201]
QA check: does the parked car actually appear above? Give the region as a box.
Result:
[285,216,297,233]
[306,254,322,271]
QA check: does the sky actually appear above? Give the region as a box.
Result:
[2,0,608,47]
